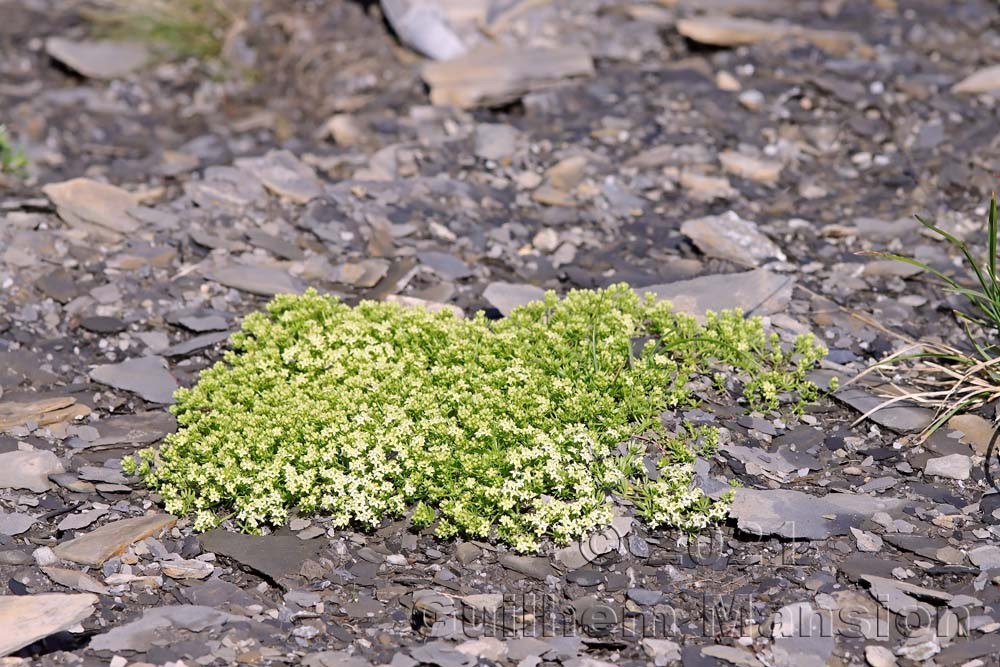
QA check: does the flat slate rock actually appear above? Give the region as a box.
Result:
[833,387,934,433]
[163,331,231,357]
[200,529,325,587]
[90,604,246,652]
[639,269,794,322]
[36,270,79,303]
[681,211,785,266]
[935,633,1000,665]
[41,566,110,595]
[0,449,64,492]
[729,488,905,540]
[210,265,305,296]
[482,282,546,316]
[45,37,149,79]
[0,350,59,388]
[497,554,556,580]
[42,178,140,236]
[57,508,109,531]
[80,316,127,334]
[422,43,594,109]
[0,593,98,657]
[0,396,90,431]
[88,411,177,448]
[234,150,324,204]
[53,514,176,566]
[176,314,229,332]
[0,512,36,536]
[953,64,1000,94]
[181,578,259,608]
[90,356,178,404]
[417,251,474,280]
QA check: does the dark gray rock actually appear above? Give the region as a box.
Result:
[90,356,179,404]
[200,529,325,588]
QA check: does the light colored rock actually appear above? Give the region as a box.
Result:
[861,575,951,622]
[483,282,546,316]
[679,171,736,201]
[638,269,794,323]
[850,527,884,553]
[729,489,905,540]
[210,265,305,296]
[681,211,785,266]
[422,44,594,109]
[474,123,519,162]
[161,556,214,580]
[456,637,507,661]
[948,414,993,456]
[53,514,176,567]
[862,260,924,278]
[381,0,468,61]
[89,605,244,652]
[719,150,783,184]
[90,356,178,404]
[0,396,90,432]
[642,638,681,661]
[385,295,463,318]
[45,37,149,79]
[33,546,59,567]
[953,65,1000,94]
[234,150,324,204]
[42,178,140,236]
[545,156,588,191]
[833,387,934,434]
[895,641,939,662]
[739,89,765,111]
[331,259,390,288]
[968,545,1000,570]
[0,593,98,657]
[677,15,787,46]
[716,70,740,91]
[533,228,560,253]
[322,114,365,146]
[677,16,863,55]
[41,567,110,595]
[461,593,503,613]
[531,184,576,206]
[0,512,36,536]
[701,645,762,667]
[924,453,972,480]
[0,450,64,492]
[864,644,897,667]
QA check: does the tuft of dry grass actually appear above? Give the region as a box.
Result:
[855,195,1000,440]
[84,0,248,60]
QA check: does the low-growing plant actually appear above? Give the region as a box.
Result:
[0,125,27,177]
[858,195,1000,436]
[84,0,247,60]
[126,285,825,551]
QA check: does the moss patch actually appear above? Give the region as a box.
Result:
[128,285,825,551]
[85,0,247,60]
[0,125,27,177]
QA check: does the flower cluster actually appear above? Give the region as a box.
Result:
[127,285,825,551]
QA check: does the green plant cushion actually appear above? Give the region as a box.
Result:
[127,285,825,551]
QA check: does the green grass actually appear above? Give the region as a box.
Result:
[126,286,825,551]
[0,125,27,177]
[84,0,247,60]
[860,195,1000,436]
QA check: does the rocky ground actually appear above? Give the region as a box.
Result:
[3,0,1000,665]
